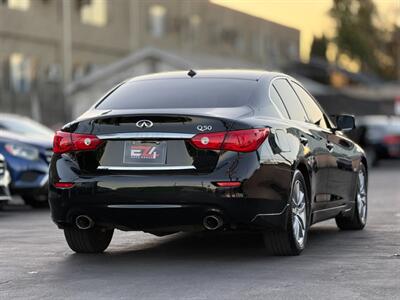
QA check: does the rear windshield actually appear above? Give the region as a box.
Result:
[96,78,257,109]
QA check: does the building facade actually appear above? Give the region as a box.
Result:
[0,0,300,124]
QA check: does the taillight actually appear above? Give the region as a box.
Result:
[190,132,226,150]
[223,128,270,152]
[383,135,400,145]
[213,181,241,187]
[190,128,269,153]
[53,131,103,154]
[54,182,74,189]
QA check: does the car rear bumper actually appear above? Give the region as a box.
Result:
[49,150,293,232]
[49,174,291,231]
[50,199,289,232]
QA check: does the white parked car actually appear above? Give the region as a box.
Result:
[0,153,11,209]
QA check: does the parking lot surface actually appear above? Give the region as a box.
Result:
[1,162,400,300]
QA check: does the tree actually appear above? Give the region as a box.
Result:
[310,35,328,60]
[384,26,400,80]
[330,0,381,75]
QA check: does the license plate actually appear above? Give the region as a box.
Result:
[123,141,167,165]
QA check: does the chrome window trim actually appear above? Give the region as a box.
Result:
[97,132,195,140]
[97,165,196,171]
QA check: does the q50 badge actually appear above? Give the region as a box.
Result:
[197,125,212,132]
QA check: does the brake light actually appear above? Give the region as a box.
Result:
[383,135,400,145]
[54,182,74,189]
[53,131,103,154]
[213,181,241,187]
[190,132,226,150]
[190,128,269,152]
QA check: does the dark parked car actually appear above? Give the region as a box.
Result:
[50,70,367,255]
[0,153,11,209]
[0,114,53,207]
[347,115,400,166]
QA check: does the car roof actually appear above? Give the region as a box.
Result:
[128,69,280,82]
[0,113,31,120]
[358,115,400,125]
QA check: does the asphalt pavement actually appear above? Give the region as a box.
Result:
[1,161,399,300]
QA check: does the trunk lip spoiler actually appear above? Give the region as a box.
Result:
[97,132,195,140]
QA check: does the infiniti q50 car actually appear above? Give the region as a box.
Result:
[49,70,368,256]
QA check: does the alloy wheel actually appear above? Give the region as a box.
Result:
[291,180,306,248]
[357,169,367,224]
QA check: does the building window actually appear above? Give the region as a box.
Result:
[220,28,238,48]
[80,0,107,27]
[189,15,201,30]
[3,0,30,11]
[148,5,167,38]
[9,53,33,93]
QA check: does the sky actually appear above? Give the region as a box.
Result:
[212,0,400,64]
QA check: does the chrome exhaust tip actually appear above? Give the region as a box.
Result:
[75,215,94,230]
[203,215,223,231]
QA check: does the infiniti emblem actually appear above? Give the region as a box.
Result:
[136,120,153,128]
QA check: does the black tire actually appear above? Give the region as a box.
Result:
[336,163,367,230]
[22,195,49,208]
[0,201,7,210]
[64,227,114,253]
[263,170,309,256]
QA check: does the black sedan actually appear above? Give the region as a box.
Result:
[49,70,367,256]
[347,115,400,166]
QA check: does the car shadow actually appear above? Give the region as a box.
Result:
[372,159,400,170]
[0,203,49,221]
[61,223,364,268]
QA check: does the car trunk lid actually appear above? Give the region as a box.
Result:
[67,107,253,174]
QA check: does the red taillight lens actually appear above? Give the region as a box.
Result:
[190,128,269,153]
[213,181,241,187]
[54,182,74,189]
[190,132,226,150]
[223,128,270,152]
[53,131,73,154]
[53,131,103,154]
[383,135,400,145]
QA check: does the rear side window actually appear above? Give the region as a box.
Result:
[291,82,328,129]
[272,79,308,122]
[96,79,257,109]
[270,86,289,118]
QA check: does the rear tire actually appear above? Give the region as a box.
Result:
[64,227,114,253]
[0,201,7,210]
[263,170,309,256]
[336,163,367,230]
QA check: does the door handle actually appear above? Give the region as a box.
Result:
[326,142,334,152]
[300,136,308,145]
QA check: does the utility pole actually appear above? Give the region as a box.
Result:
[62,0,72,120]
[129,0,141,52]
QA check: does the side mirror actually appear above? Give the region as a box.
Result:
[334,115,355,132]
